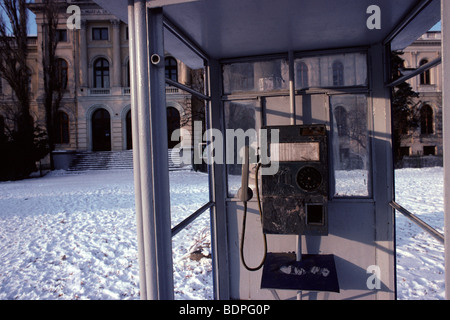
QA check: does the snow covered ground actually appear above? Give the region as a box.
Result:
[395,167,444,299]
[0,166,445,300]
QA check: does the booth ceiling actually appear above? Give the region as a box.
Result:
[94,0,440,59]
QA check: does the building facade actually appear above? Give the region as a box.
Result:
[400,31,443,166]
[1,0,198,168]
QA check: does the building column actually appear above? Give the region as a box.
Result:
[441,0,450,300]
[111,19,122,88]
[79,20,88,88]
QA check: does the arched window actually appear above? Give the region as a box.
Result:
[332,61,344,86]
[55,111,69,144]
[0,115,5,138]
[334,106,348,136]
[419,59,431,85]
[165,57,178,82]
[296,62,308,89]
[57,59,68,90]
[126,109,132,150]
[93,58,110,88]
[167,107,180,149]
[126,60,130,87]
[27,68,32,92]
[420,105,434,134]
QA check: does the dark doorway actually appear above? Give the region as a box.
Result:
[92,108,111,151]
[126,110,132,150]
[167,107,181,149]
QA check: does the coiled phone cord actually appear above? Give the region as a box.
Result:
[240,162,268,272]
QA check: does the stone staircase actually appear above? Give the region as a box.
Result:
[67,149,183,172]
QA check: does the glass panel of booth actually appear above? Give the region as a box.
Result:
[222,51,371,199]
[294,52,368,89]
[330,94,371,197]
[224,100,259,198]
[163,24,207,96]
[222,59,289,95]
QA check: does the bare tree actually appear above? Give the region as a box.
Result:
[0,0,42,179]
[0,0,32,135]
[40,0,65,169]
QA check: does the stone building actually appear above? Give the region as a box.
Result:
[399,31,442,166]
[1,0,200,169]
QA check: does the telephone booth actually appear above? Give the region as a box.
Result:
[93,0,448,300]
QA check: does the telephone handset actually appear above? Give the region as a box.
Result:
[239,145,267,271]
[237,145,253,202]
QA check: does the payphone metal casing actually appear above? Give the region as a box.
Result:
[261,124,328,235]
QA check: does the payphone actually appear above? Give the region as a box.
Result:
[261,124,329,235]
[238,124,339,293]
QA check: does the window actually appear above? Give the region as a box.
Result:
[126,60,130,87]
[222,59,288,94]
[423,146,436,156]
[332,61,344,86]
[224,100,258,197]
[167,107,181,149]
[400,147,411,158]
[92,27,108,40]
[295,52,367,88]
[331,95,370,197]
[165,57,178,82]
[296,61,308,89]
[55,111,69,144]
[420,105,433,134]
[93,58,110,88]
[0,115,5,138]
[419,59,431,85]
[334,106,348,136]
[27,69,32,92]
[57,59,68,89]
[56,29,67,42]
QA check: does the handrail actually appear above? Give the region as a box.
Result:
[171,201,215,237]
[390,201,444,244]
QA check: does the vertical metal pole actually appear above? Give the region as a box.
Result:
[127,0,146,300]
[147,7,174,300]
[289,50,296,126]
[134,0,158,299]
[289,50,302,300]
[442,0,450,300]
[207,59,230,299]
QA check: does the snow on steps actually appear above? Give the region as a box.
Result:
[67,149,183,172]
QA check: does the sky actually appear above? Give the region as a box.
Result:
[28,10,37,35]
[430,21,441,31]
[0,8,37,36]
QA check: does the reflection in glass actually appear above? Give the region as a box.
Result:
[331,95,370,197]
[222,59,289,94]
[224,100,258,197]
[295,52,367,89]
